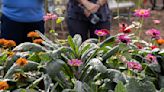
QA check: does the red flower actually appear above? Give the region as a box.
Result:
[119,23,131,33]
[150,45,158,50]
[136,43,143,49]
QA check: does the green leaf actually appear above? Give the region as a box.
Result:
[160,88,164,92]
[73,34,82,47]
[158,76,164,89]
[88,58,107,73]
[38,52,52,62]
[114,81,127,92]
[13,89,38,92]
[102,45,119,61]
[81,47,98,62]
[46,59,66,77]
[0,52,8,64]
[107,69,126,84]
[74,81,91,92]
[99,36,116,48]
[82,38,98,44]
[27,76,44,89]
[126,78,156,92]
[132,54,144,63]
[68,36,76,53]
[13,42,47,52]
[79,43,91,56]
[28,53,41,63]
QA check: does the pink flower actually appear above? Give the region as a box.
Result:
[127,61,142,71]
[43,13,57,21]
[145,29,160,39]
[145,54,157,64]
[134,9,150,18]
[68,59,83,67]
[118,34,131,44]
[153,20,160,24]
[119,23,131,33]
[95,29,110,36]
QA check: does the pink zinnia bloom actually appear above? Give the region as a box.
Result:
[127,61,142,71]
[68,59,83,67]
[134,9,150,18]
[145,54,157,64]
[118,34,131,44]
[153,20,160,24]
[119,23,131,33]
[95,29,110,36]
[145,29,160,39]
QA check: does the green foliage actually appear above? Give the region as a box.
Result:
[102,45,119,61]
[126,78,156,92]
[0,28,164,91]
[114,81,127,92]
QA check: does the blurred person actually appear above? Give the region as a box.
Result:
[0,0,45,45]
[150,0,164,10]
[150,0,157,10]
[67,0,111,41]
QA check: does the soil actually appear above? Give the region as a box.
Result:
[110,0,164,48]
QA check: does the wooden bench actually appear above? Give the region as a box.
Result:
[107,0,135,21]
[108,0,135,10]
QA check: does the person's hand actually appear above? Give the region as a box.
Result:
[97,0,107,6]
[87,2,100,13]
[81,1,100,13]
[84,9,91,17]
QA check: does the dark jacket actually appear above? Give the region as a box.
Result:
[67,0,111,22]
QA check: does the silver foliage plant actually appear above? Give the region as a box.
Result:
[0,30,163,92]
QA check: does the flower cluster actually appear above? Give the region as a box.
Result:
[134,9,150,18]
[0,38,16,48]
[27,31,40,38]
[68,59,83,67]
[43,13,58,21]
[33,39,43,44]
[0,81,9,90]
[127,61,142,71]
[16,58,28,66]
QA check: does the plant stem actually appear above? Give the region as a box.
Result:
[138,17,144,40]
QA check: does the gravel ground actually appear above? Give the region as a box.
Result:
[111,1,164,48]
